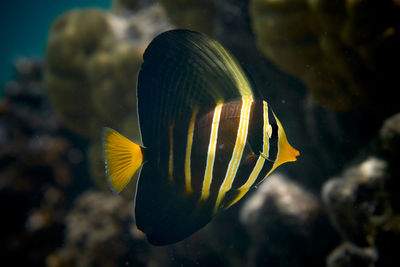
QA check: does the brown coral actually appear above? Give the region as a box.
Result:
[45,9,116,137]
[46,191,149,267]
[250,0,400,111]
[45,5,172,138]
[0,58,86,267]
[157,0,216,35]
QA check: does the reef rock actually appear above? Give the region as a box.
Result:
[326,242,377,267]
[380,112,400,156]
[45,4,172,138]
[240,174,337,267]
[112,0,140,13]
[322,157,390,246]
[0,58,87,267]
[250,0,400,112]
[46,190,243,267]
[322,112,400,267]
[379,112,400,212]
[158,0,216,35]
[46,190,149,267]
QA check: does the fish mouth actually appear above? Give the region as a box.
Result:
[287,146,300,162]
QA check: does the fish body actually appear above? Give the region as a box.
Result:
[103,29,299,245]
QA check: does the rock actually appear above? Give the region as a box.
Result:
[157,0,216,35]
[112,0,140,13]
[322,111,400,267]
[379,112,400,212]
[322,157,390,246]
[240,174,337,267]
[379,112,400,156]
[46,190,149,267]
[374,215,400,267]
[45,4,172,138]
[250,0,400,112]
[0,58,88,267]
[326,242,377,267]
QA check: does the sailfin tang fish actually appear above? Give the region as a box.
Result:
[103,29,299,246]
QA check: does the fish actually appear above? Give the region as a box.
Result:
[103,29,299,246]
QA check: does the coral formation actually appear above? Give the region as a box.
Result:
[46,190,243,267]
[240,174,337,267]
[322,112,400,266]
[45,4,172,138]
[250,0,400,111]
[326,242,377,267]
[0,58,88,266]
[112,0,139,12]
[157,0,216,35]
[322,157,390,246]
[45,9,114,137]
[379,113,400,156]
[46,191,149,267]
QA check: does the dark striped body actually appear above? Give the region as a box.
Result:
[135,99,279,244]
[104,29,299,246]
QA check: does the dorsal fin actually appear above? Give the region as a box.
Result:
[137,29,255,147]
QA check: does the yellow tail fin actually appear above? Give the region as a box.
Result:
[103,127,143,194]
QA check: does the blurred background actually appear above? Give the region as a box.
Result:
[1,0,399,266]
[0,0,111,94]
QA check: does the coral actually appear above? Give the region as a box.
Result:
[45,4,172,138]
[326,242,377,267]
[157,0,216,35]
[112,0,139,12]
[322,157,390,246]
[250,0,400,111]
[322,112,400,266]
[379,112,400,212]
[46,191,149,267]
[379,113,400,155]
[239,174,338,267]
[45,9,116,137]
[46,190,236,267]
[0,58,87,266]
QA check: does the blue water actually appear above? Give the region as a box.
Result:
[0,0,111,95]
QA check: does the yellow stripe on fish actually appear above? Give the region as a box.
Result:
[201,102,223,201]
[223,100,270,209]
[184,109,198,194]
[214,97,253,213]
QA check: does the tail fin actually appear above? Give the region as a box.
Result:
[103,127,144,194]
